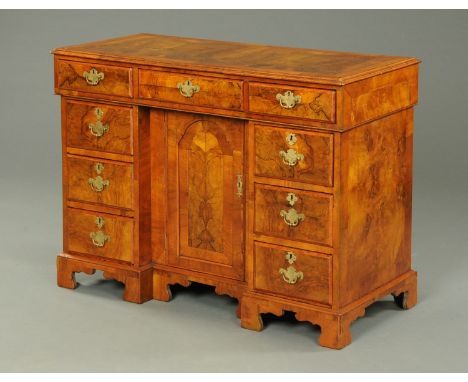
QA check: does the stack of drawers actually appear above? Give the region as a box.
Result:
[57,59,151,287]
[63,99,135,264]
[250,122,334,307]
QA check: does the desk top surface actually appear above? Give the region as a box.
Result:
[53,33,419,85]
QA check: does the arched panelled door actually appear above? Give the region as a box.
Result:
[165,111,245,280]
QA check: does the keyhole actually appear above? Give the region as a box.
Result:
[286,133,297,146]
[95,216,105,228]
[286,192,298,206]
[95,162,105,174]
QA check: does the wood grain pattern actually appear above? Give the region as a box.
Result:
[53,33,419,85]
[139,70,243,110]
[339,110,413,306]
[56,59,132,97]
[342,64,419,127]
[187,124,225,253]
[254,242,331,305]
[133,106,152,268]
[254,184,332,246]
[65,99,133,155]
[254,123,333,187]
[249,83,335,122]
[150,109,167,265]
[166,111,245,280]
[66,208,133,263]
[67,155,133,210]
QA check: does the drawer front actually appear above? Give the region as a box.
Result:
[254,184,332,246]
[249,83,335,123]
[254,124,333,187]
[65,100,133,155]
[56,60,132,97]
[66,208,133,263]
[67,156,133,210]
[139,70,243,110]
[254,242,331,305]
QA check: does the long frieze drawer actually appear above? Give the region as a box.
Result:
[249,83,336,123]
[67,156,133,210]
[254,242,331,305]
[138,70,243,110]
[56,60,132,97]
[65,100,133,155]
[254,123,333,187]
[66,208,133,263]
[254,184,332,247]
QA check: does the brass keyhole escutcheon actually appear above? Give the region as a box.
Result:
[89,108,109,137]
[285,251,297,264]
[286,133,297,146]
[236,174,243,197]
[83,68,104,86]
[286,192,298,206]
[177,80,200,98]
[94,162,104,174]
[95,216,105,229]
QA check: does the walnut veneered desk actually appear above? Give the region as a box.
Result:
[53,33,419,349]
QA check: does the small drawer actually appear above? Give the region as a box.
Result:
[254,123,333,187]
[66,208,133,263]
[65,100,133,155]
[67,156,133,210]
[254,184,332,247]
[138,70,243,110]
[254,242,331,305]
[56,59,132,98]
[249,82,335,123]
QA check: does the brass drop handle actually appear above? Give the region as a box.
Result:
[88,162,110,192]
[280,266,304,284]
[83,68,104,86]
[276,90,301,109]
[177,80,200,98]
[88,108,109,137]
[279,251,304,284]
[279,149,304,167]
[280,208,305,227]
[280,192,305,227]
[89,216,110,247]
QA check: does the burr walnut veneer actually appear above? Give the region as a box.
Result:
[53,34,419,349]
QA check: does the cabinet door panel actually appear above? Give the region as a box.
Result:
[165,111,245,280]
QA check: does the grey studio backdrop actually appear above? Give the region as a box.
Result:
[0,10,467,372]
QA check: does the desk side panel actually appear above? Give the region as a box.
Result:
[338,109,413,307]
